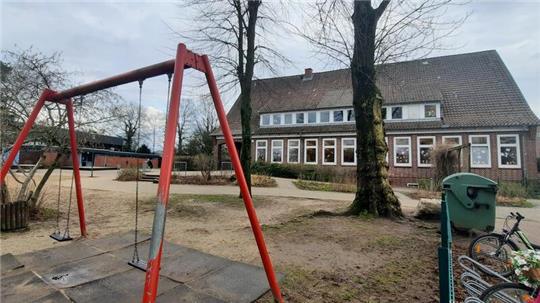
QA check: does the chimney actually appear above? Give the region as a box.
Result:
[303,68,313,81]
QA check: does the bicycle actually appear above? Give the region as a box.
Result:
[468,212,540,277]
[479,282,538,303]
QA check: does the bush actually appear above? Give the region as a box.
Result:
[251,161,355,184]
[498,182,528,198]
[431,144,459,189]
[251,175,277,187]
[116,168,139,181]
[193,154,215,181]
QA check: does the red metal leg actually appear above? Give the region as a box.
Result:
[66,99,87,237]
[142,43,187,303]
[1,89,56,185]
[201,55,284,303]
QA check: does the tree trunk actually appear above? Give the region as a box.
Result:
[28,152,63,209]
[348,1,402,217]
[238,0,261,196]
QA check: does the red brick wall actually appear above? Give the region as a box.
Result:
[28,151,158,169]
[93,155,158,168]
[217,127,537,186]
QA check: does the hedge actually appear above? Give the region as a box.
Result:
[251,161,355,183]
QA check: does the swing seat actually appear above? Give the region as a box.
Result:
[128,259,148,271]
[50,231,73,242]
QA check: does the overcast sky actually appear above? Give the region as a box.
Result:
[1,0,540,147]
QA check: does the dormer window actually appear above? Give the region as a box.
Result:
[262,114,270,126]
[391,106,402,119]
[320,111,330,123]
[308,112,317,123]
[424,104,437,118]
[284,113,293,125]
[333,110,343,122]
[296,112,304,124]
[381,107,387,119]
[347,109,355,121]
[273,113,281,125]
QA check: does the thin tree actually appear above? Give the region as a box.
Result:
[174,0,288,194]
[113,101,148,152]
[177,97,193,154]
[299,0,467,217]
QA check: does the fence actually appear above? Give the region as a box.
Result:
[438,191,455,303]
[173,161,187,176]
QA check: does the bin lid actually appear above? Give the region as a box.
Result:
[442,172,497,187]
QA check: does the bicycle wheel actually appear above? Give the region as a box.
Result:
[480,282,534,303]
[468,233,518,277]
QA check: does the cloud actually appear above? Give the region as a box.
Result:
[1,0,538,118]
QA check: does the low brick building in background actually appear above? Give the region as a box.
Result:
[9,132,160,169]
[213,50,539,185]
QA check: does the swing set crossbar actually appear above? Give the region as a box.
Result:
[0,43,283,303]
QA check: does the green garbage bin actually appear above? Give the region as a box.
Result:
[442,173,497,232]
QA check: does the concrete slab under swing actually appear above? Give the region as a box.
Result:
[1,253,24,274]
[39,253,129,288]
[3,231,278,303]
[0,270,68,303]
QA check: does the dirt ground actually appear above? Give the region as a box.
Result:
[0,181,470,302]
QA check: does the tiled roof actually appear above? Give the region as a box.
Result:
[215,50,539,136]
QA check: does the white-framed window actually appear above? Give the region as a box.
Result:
[346,109,355,122]
[284,113,293,125]
[394,137,411,167]
[469,135,491,168]
[304,139,318,164]
[296,112,305,124]
[385,137,388,163]
[320,111,330,123]
[322,138,336,165]
[418,136,436,167]
[261,115,270,126]
[424,104,437,118]
[497,134,521,168]
[307,112,317,124]
[333,110,344,122]
[255,140,267,162]
[391,106,403,119]
[443,135,463,164]
[271,140,283,163]
[443,135,462,146]
[341,138,356,165]
[272,114,282,125]
[287,139,300,163]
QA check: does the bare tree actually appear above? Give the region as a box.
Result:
[185,96,218,156]
[177,97,193,154]
[0,48,120,207]
[113,101,148,152]
[174,0,288,194]
[299,0,467,217]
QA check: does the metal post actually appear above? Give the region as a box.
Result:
[201,55,284,303]
[66,100,87,237]
[142,43,187,303]
[0,89,55,184]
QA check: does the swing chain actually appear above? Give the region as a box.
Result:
[63,172,74,239]
[131,79,144,263]
[53,163,63,234]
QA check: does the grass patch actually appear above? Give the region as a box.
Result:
[293,180,355,193]
[141,194,268,211]
[171,175,230,185]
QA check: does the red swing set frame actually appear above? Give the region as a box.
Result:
[0,43,283,303]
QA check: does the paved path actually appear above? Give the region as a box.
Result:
[35,169,540,244]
